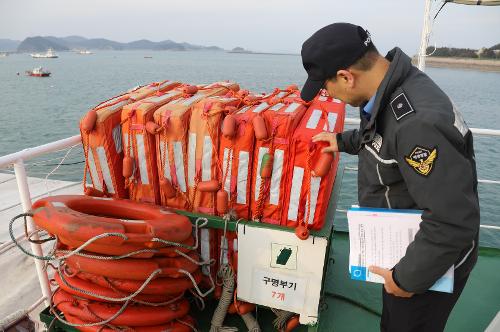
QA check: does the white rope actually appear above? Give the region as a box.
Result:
[44,145,75,196]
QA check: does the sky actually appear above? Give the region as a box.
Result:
[1,0,499,55]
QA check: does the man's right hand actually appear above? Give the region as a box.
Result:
[312,132,339,153]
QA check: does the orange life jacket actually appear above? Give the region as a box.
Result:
[283,92,346,230]
[218,92,277,219]
[153,82,240,210]
[186,83,241,215]
[80,81,179,198]
[120,82,184,204]
[250,88,308,224]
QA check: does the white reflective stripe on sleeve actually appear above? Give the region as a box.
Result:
[200,229,211,275]
[237,151,249,204]
[160,142,171,181]
[252,103,269,113]
[112,125,122,153]
[223,148,232,193]
[254,147,269,201]
[323,113,338,132]
[188,133,196,186]
[173,141,187,193]
[96,147,115,193]
[284,103,301,113]
[202,135,213,181]
[307,176,322,224]
[306,109,322,129]
[135,134,149,185]
[87,149,102,191]
[287,167,304,221]
[269,149,284,205]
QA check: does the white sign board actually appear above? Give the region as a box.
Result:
[237,223,328,325]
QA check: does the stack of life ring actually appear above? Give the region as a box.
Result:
[32,195,206,331]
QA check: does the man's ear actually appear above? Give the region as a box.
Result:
[336,69,355,88]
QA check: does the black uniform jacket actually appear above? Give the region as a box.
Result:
[337,47,480,293]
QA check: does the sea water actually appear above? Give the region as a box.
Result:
[0,50,498,247]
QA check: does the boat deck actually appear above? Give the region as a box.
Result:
[0,173,81,325]
[1,172,499,331]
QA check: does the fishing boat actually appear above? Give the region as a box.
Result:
[0,1,499,331]
[76,49,93,55]
[25,67,51,77]
[30,48,58,59]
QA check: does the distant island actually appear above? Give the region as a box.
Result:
[228,46,298,56]
[0,36,224,53]
[416,44,500,72]
[427,44,499,60]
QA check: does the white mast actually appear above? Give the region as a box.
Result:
[418,0,433,72]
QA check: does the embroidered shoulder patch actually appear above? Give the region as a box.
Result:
[391,93,414,121]
[405,146,437,176]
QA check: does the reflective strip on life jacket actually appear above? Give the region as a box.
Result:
[287,166,304,222]
[223,148,232,193]
[220,236,229,265]
[135,133,149,185]
[188,133,196,187]
[87,150,102,191]
[269,149,284,206]
[307,176,322,224]
[200,228,211,276]
[96,147,115,194]
[202,135,212,181]
[254,147,269,201]
[323,113,338,132]
[306,109,323,129]
[112,125,122,153]
[237,151,249,204]
[172,141,187,193]
[160,142,171,181]
[284,102,302,113]
[268,103,284,112]
[252,103,269,113]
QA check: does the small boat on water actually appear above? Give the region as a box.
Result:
[77,49,93,55]
[25,67,51,77]
[30,48,58,58]
[0,52,8,57]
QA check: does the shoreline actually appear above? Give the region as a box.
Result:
[412,56,500,73]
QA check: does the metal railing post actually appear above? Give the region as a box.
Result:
[12,159,52,307]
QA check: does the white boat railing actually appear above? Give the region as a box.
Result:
[0,118,499,309]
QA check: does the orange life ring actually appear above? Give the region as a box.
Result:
[54,289,190,327]
[58,234,195,258]
[63,250,200,280]
[74,270,203,296]
[32,195,193,248]
[63,313,196,332]
[54,272,181,303]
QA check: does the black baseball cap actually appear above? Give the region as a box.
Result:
[301,23,373,101]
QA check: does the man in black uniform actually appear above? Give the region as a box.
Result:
[300,23,480,332]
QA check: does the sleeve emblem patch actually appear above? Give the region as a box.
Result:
[405,146,437,176]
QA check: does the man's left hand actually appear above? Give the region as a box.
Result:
[369,266,414,298]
